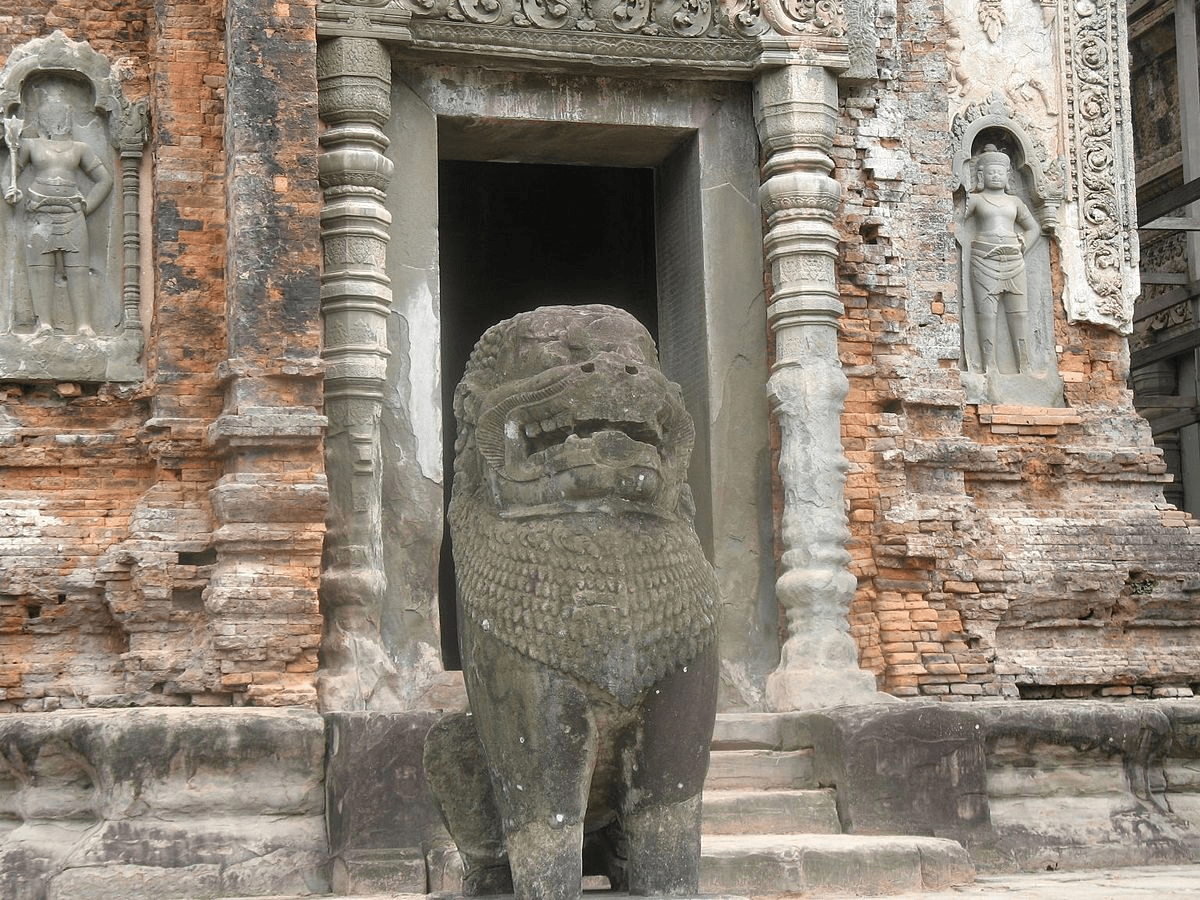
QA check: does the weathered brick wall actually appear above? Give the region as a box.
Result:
[4,0,1197,715]
[0,0,326,711]
[836,0,1200,701]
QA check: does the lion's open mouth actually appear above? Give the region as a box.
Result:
[452,304,709,523]
[516,415,664,478]
[524,418,662,455]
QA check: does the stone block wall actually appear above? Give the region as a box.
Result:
[0,708,329,900]
[801,700,1200,871]
[977,700,1200,870]
[0,0,327,711]
[836,0,1200,701]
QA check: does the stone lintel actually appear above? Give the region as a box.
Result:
[141,417,209,441]
[210,475,329,525]
[209,523,326,555]
[977,406,1084,427]
[429,895,749,900]
[755,33,849,73]
[317,1,852,79]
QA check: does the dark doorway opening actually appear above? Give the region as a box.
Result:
[437,159,659,668]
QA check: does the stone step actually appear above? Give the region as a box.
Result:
[712,712,815,752]
[224,894,746,900]
[224,835,974,899]
[704,748,816,790]
[702,787,840,835]
[700,833,975,896]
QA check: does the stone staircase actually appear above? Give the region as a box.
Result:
[697,713,974,896]
[356,711,976,897]
[22,703,1199,898]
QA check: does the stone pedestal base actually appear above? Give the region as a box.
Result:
[331,848,427,895]
[0,330,142,382]
[962,369,1065,407]
[807,702,991,842]
[766,664,893,711]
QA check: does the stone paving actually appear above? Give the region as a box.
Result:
[243,866,1200,900]
[838,864,1200,899]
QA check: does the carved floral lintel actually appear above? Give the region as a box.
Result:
[318,0,856,69]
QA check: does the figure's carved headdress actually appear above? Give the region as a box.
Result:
[974,144,1015,192]
[976,144,1011,169]
[34,95,73,134]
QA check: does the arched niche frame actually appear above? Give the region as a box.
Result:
[0,30,148,382]
[951,92,1067,407]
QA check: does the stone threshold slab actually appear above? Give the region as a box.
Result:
[217,895,747,900]
[431,895,747,900]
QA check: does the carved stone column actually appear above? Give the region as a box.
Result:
[755,64,884,710]
[317,37,402,710]
[119,100,149,337]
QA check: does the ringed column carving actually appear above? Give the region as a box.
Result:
[316,37,403,710]
[755,64,884,710]
[119,100,149,338]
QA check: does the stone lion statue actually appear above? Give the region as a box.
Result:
[424,304,719,900]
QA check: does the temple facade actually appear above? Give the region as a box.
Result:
[1,0,1199,896]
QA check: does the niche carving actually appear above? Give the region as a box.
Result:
[953,93,1065,407]
[0,31,147,382]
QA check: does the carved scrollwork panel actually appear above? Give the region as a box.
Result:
[1059,0,1138,331]
[402,0,734,34]
[761,0,846,35]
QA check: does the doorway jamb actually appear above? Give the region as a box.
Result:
[315,37,400,711]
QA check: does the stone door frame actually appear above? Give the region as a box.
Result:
[315,8,883,712]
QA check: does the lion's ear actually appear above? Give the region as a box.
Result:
[453,375,485,428]
[677,483,697,522]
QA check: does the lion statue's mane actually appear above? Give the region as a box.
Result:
[448,304,717,705]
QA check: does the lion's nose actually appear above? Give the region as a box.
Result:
[579,359,641,376]
[580,355,648,376]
